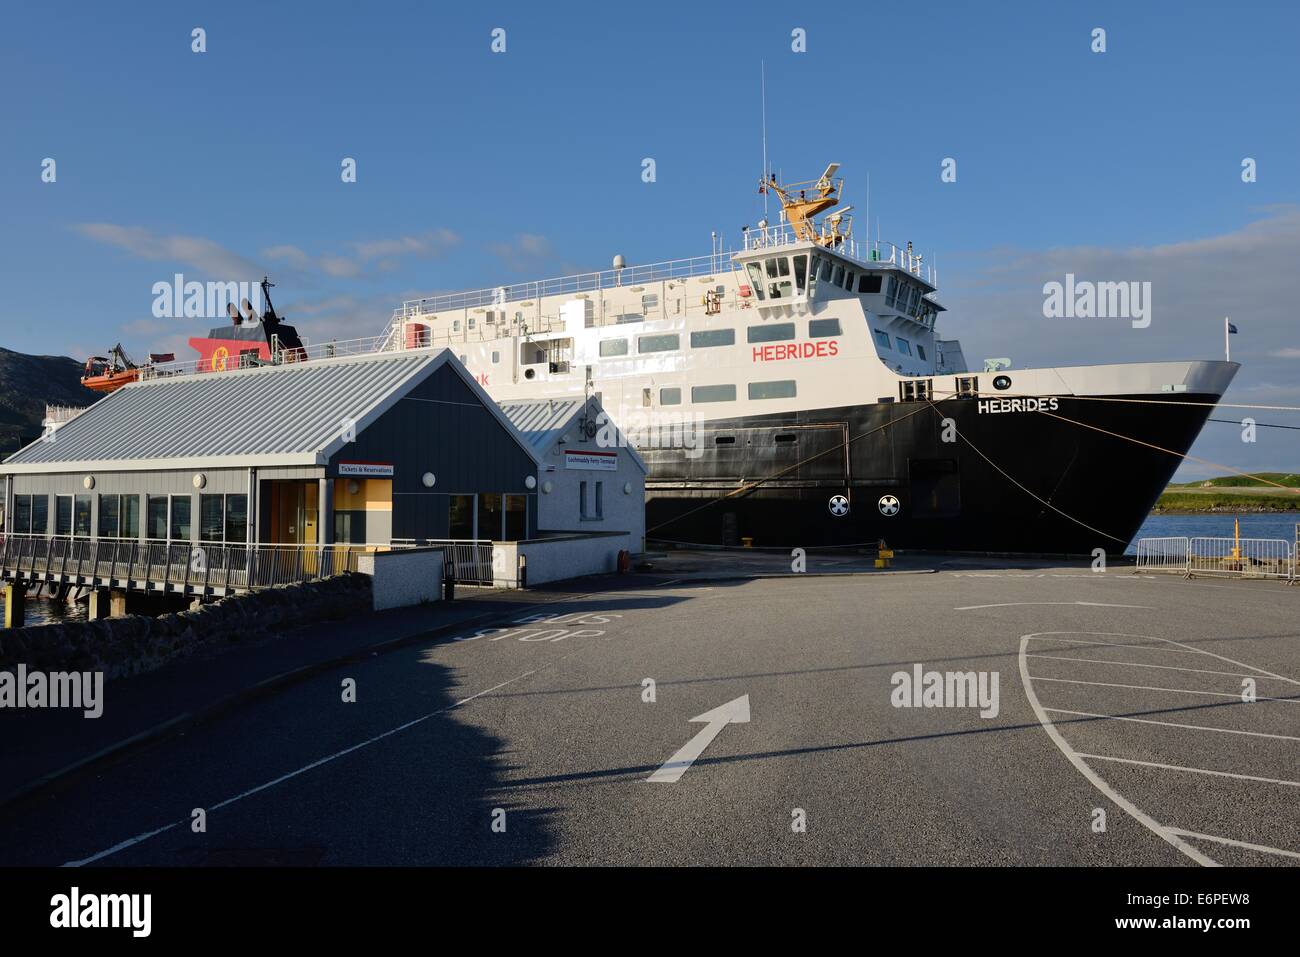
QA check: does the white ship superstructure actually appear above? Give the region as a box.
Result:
[370,164,1235,552]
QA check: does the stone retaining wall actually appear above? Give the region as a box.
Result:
[0,574,372,680]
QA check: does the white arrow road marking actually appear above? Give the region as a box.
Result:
[647,694,750,783]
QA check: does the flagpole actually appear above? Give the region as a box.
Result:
[1225,316,1230,362]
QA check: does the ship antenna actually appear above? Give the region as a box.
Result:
[865,172,870,258]
[760,60,769,219]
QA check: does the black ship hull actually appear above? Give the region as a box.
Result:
[641,393,1219,555]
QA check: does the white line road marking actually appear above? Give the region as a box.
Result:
[647,695,750,784]
[1025,653,1275,681]
[1028,675,1300,704]
[954,601,1153,611]
[1029,631,1300,687]
[1017,635,1218,866]
[1077,753,1300,788]
[1044,707,1300,742]
[64,669,539,867]
[1027,635,1211,657]
[1166,829,1300,861]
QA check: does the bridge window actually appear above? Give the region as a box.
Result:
[745,262,767,301]
[873,329,892,350]
[638,333,679,354]
[793,254,809,293]
[843,269,855,291]
[691,328,735,348]
[858,274,882,294]
[831,264,844,287]
[660,387,682,405]
[917,344,927,361]
[809,318,841,338]
[819,258,833,281]
[897,338,913,356]
[599,338,629,357]
[749,380,797,400]
[692,384,737,403]
[765,256,792,299]
[747,322,796,343]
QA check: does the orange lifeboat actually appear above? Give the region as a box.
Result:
[81,344,140,393]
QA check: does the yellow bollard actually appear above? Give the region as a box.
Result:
[3,581,27,629]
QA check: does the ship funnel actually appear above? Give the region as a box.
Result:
[241,298,260,322]
[227,302,243,325]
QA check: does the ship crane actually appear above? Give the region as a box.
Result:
[760,162,853,247]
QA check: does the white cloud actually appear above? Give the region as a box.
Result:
[941,207,1300,480]
[73,223,264,279]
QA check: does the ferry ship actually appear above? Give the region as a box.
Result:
[371,164,1236,553]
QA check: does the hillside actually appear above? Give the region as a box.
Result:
[1158,473,1300,512]
[1168,473,1300,489]
[0,348,101,456]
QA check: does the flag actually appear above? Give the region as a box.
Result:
[1227,322,1238,334]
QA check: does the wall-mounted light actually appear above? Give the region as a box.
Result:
[525,475,537,490]
[422,472,436,488]
[624,482,632,495]
[347,479,361,496]
[83,475,95,490]
[542,481,553,494]
[192,473,206,489]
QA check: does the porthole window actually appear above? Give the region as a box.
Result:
[993,375,1012,391]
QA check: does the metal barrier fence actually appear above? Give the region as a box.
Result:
[0,535,364,594]
[1187,537,1294,580]
[392,539,497,585]
[1133,536,1296,581]
[1134,537,1191,574]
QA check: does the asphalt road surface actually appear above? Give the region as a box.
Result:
[2,562,1297,866]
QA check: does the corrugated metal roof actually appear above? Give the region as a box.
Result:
[498,396,647,473]
[1,351,440,472]
[498,397,587,451]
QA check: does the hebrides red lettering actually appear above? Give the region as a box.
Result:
[751,340,839,362]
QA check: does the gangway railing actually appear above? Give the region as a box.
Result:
[0,535,367,596]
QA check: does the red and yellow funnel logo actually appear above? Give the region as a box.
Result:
[211,346,230,371]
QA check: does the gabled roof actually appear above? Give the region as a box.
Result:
[499,395,647,474]
[0,348,540,474]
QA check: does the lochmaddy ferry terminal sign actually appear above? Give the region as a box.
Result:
[564,449,617,471]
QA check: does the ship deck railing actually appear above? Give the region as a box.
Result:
[136,333,397,382]
[387,229,935,328]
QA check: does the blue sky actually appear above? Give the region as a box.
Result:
[2,0,1298,475]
